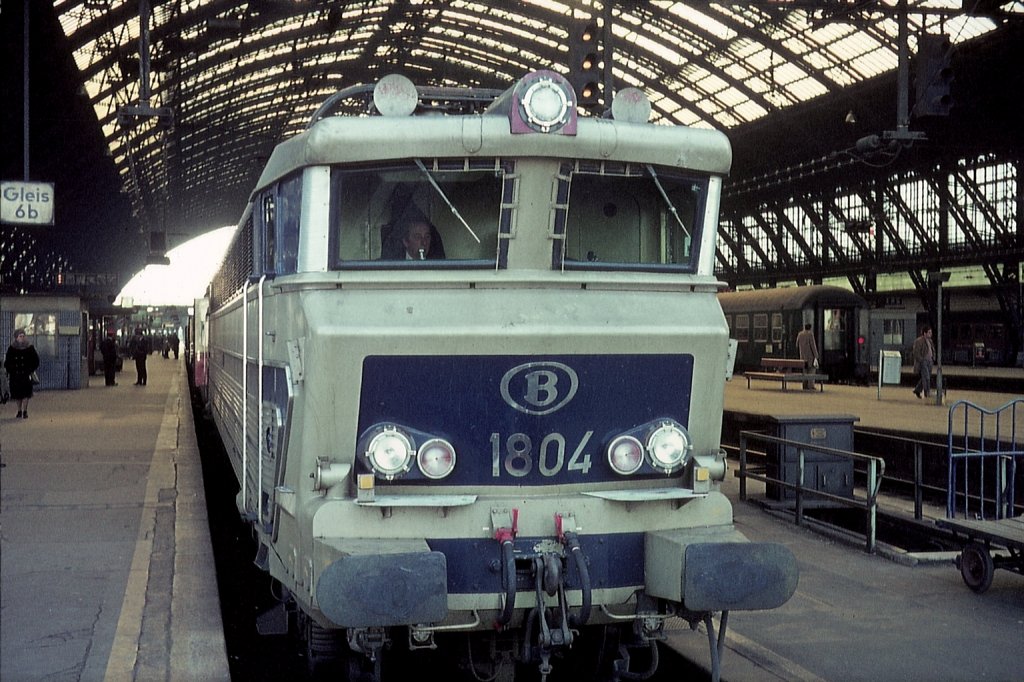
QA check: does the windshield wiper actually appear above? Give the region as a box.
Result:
[415,159,481,244]
[645,164,690,238]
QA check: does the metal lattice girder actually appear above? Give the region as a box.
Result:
[46,0,1019,241]
[6,1,1021,300]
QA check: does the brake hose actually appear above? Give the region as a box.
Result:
[562,531,592,627]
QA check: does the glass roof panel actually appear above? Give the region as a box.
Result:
[667,4,736,42]
[47,0,1023,241]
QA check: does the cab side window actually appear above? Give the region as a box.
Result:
[255,173,302,276]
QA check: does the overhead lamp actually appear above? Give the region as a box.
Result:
[610,87,652,124]
[510,70,577,135]
[373,73,418,117]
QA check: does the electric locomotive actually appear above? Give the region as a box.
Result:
[201,70,797,681]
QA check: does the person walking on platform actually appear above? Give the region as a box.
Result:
[5,328,41,419]
[129,327,151,386]
[99,328,119,386]
[796,323,819,390]
[912,326,934,399]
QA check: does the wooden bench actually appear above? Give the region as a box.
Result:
[744,358,829,391]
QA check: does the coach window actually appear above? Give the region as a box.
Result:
[735,314,750,342]
[753,314,769,343]
[771,313,784,343]
[882,319,903,345]
[556,161,707,272]
[327,159,511,269]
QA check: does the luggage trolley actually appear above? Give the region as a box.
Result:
[935,398,1024,593]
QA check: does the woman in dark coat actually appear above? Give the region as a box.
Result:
[4,328,41,419]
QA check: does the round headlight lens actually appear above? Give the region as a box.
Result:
[366,427,413,478]
[417,438,457,479]
[646,423,691,473]
[521,79,570,131]
[607,435,644,475]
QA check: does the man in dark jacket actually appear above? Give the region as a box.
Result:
[99,329,119,386]
[128,327,151,386]
[796,323,820,390]
[911,326,934,399]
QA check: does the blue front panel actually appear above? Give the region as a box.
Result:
[359,354,693,485]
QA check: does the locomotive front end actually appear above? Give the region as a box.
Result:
[298,285,796,676]
[208,70,797,680]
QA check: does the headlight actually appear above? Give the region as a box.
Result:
[646,422,692,474]
[607,435,644,475]
[520,78,570,131]
[507,70,577,135]
[365,426,413,479]
[417,438,456,479]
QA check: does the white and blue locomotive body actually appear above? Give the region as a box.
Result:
[204,72,796,678]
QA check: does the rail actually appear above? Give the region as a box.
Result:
[733,426,1020,524]
[735,431,886,553]
[853,428,947,521]
[947,398,1024,520]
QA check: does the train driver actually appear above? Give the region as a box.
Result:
[402,220,433,260]
[381,216,446,260]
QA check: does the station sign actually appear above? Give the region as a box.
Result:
[59,272,119,287]
[1,181,55,225]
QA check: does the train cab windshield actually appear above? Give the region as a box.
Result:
[327,157,709,273]
[329,158,511,268]
[558,161,707,272]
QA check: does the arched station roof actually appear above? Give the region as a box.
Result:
[50,0,1020,240]
[3,0,1022,313]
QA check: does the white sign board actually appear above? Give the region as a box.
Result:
[877,350,904,400]
[1,181,55,225]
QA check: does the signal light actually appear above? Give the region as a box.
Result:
[914,34,954,117]
[607,435,644,475]
[417,438,457,479]
[568,18,603,109]
[858,336,866,346]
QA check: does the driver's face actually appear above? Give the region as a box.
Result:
[404,222,432,258]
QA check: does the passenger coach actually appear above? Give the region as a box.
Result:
[719,284,870,383]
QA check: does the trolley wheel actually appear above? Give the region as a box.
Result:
[959,542,994,593]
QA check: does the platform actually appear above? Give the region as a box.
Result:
[666,458,1024,682]
[663,375,1024,681]
[725,369,1024,439]
[0,356,228,681]
[2,358,1021,681]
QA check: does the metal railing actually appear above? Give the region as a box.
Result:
[852,428,948,522]
[736,430,886,553]
[947,398,1024,521]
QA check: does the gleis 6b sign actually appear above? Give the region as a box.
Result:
[1,181,55,225]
